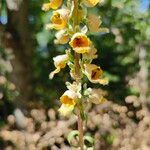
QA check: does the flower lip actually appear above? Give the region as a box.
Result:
[83,0,100,7]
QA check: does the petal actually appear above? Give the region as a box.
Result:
[83,0,100,7]
[53,54,69,68]
[54,30,69,44]
[49,0,62,10]
[58,104,74,116]
[91,78,109,85]
[74,47,90,54]
[88,14,101,32]
[49,67,61,79]
[61,90,78,102]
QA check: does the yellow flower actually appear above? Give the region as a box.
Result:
[42,0,62,11]
[88,14,109,33]
[83,0,100,7]
[49,54,69,79]
[54,30,70,44]
[69,33,91,54]
[84,64,108,85]
[87,88,107,104]
[46,9,70,30]
[59,90,77,116]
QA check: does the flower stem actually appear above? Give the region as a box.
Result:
[73,0,84,149]
[77,107,84,150]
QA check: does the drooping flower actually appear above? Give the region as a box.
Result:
[88,14,109,33]
[59,90,77,116]
[69,33,91,54]
[86,88,107,104]
[49,54,69,79]
[84,64,108,85]
[46,9,70,30]
[54,30,70,44]
[42,0,62,11]
[83,0,100,7]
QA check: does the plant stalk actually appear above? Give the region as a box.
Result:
[73,0,84,149]
[77,107,84,150]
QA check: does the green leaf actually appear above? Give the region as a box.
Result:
[67,130,79,145]
[84,135,94,144]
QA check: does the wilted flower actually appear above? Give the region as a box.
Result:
[66,82,82,98]
[88,14,109,33]
[59,90,77,116]
[49,54,69,79]
[88,14,101,33]
[42,0,62,11]
[46,9,70,30]
[69,32,91,54]
[87,88,107,104]
[84,64,108,85]
[54,30,70,44]
[83,0,100,7]
[83,47,98,62]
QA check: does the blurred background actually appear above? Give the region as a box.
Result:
[0,0,150,149]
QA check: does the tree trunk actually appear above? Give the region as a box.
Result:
[2,0,33,106]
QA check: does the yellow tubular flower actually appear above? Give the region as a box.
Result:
[84,64,108,85]
[42,0,62,11]
[59,90,77,116]
[69,33,91,54]
[83,0,100,7]
[46,9,70,30]
[87,88,107,104]
[49,54,69,79]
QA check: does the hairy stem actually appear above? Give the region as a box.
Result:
[77,107,84,150]
[73,0,84,149]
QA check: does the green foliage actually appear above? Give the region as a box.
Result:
[102,133,115,145]
[67,130,79,146]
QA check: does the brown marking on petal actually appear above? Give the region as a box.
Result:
[51,13,62,24]
[91,68,102,80]
[71,36,90,48]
